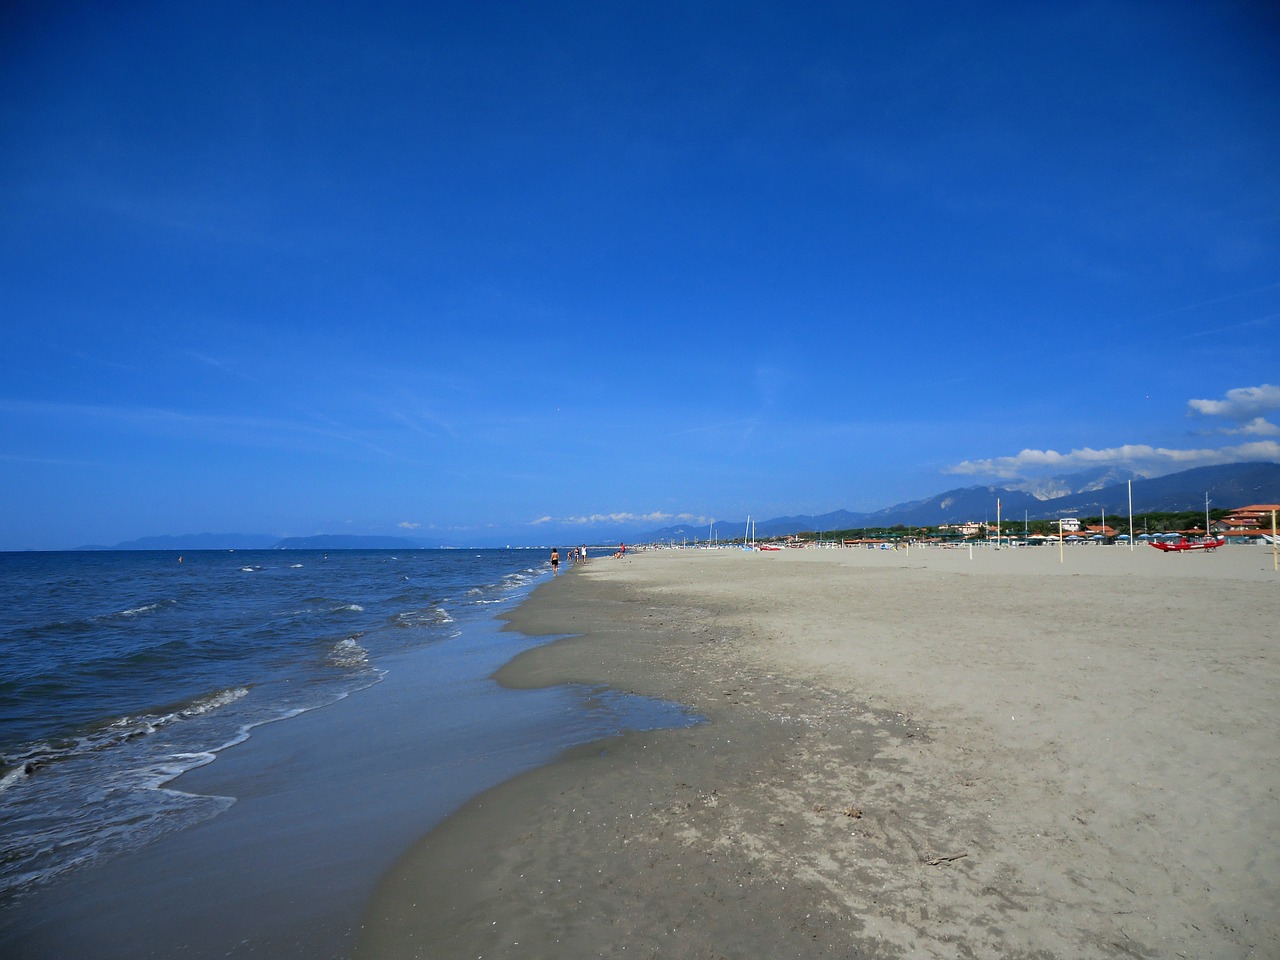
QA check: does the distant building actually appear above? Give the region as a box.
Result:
[935,521,986,537]
[1219,504,1280,529]
[1211,504,1280,540]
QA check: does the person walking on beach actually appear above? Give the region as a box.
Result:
[550,547,560,575]
[580,544,587,563]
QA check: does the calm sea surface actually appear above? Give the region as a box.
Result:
[0,549,690,905]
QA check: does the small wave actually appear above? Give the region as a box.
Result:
[0,761,36,793]
[327,637,369,669]
[284,599,365,618]
[179,686,250,718]
[3,686,252,770]
[289,563,304,569]
[86,599,177,624]
[117,602,162,617]
[391,606,453,628]
[240,566,264,573]
[500,572,533,589]
[98,686,252,745]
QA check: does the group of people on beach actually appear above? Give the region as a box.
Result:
[549,545,588,574]
[549,543,629,574]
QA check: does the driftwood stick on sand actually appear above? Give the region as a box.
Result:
[923,852,969,866]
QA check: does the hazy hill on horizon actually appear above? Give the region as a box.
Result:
[73,533,433,551]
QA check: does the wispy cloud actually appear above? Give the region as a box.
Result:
[0,451,98,467]
[667,418,759,438]
[530,511,712,526]
[1146,282,1280,320]
[0,397,400,459]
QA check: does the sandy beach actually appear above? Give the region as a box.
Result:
[358,543,1279,959]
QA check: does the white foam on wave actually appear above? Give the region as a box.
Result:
[0,665,393,899]
[0,688,261,898]
[327,636,370,669]
[0,763,35,793]
[180,686,250,718]
[5,687,254,771]
[391,605,453,628]
[118,602,162,617]
[94,599,177,623]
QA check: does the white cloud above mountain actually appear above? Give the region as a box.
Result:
[1187,384,1280,436]
[947,440,1280,480]
[1187,384,1280,422]
[948,385,1280,481]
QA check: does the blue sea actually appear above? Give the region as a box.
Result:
[0,549,693,914]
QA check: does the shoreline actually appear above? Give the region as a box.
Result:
[357,545,1280,959]
[0,567,684,960]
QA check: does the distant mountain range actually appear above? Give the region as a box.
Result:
[645,461,1280,541]
[75,461,1280,551]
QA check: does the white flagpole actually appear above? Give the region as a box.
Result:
[1128,480,1134,552]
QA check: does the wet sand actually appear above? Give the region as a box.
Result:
[0,598,660,960]
[357,544,1280,959]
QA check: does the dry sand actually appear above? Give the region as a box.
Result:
[357,544,1279,959]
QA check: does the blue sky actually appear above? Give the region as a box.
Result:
[2,1,1278,549]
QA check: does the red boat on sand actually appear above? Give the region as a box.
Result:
[1149,536,1225,552]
